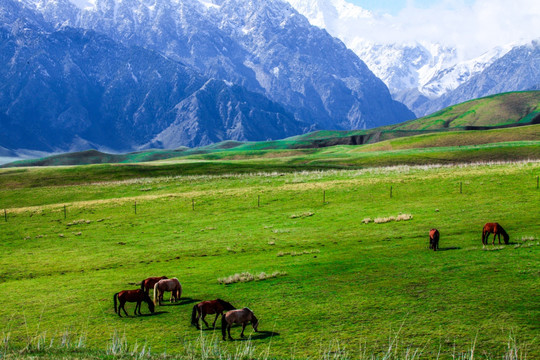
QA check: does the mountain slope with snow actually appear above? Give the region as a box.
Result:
[417,41,540,116]
[286,0,532,116]
[19,0,414,131]
[0,0,304,152]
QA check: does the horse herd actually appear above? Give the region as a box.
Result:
[112,222,510,339]
[428,222,510,251]
[113,276,258,341]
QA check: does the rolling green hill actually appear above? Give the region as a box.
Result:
[2,91,539,168]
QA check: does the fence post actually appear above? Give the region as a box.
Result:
[134,201,137,214]
[3,209,6,222]
[192,199,195,211]
[323,190,326,205]
[258,195,260,208]
[390,186,393,198]
[64,205,67,219]
[537,176,539,189]
[460,182,462,194]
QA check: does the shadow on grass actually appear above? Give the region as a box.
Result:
[230,331,280,341]
[437,247,461,251]
[158,297,200,306]
[127,311,168,317]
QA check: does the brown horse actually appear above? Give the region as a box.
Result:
[141,276,168,295]
[191,299,236,330]
[153,278,182,306]
[222,308,258,340]
[113,289,155,317]
[429,229,440,251]
[482,223,509,245]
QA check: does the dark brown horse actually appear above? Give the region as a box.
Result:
[222,308,258,340]
[429,229,439,251]
[482,223,509,245]
[191,299,236,329]
[113,289,155,317]
[140,276,168,295]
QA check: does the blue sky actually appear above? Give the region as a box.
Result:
[345,0,475,15]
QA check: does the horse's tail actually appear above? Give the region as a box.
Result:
[113,292,118,314]
[153,282,159,305]
[140,280,145,292]
[221,313,228,340]
[191,305,199,327]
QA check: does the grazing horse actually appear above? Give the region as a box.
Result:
[153,278,182,306]
[191,299,236,330]
[141,276,168,295]
[429,229,440,251]
[222,308,258,341]
[482,223,509,245]
[113,289,155,317]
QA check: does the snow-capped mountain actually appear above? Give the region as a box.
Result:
[286,0,526,116]
[0,0,305,152]
[18,0,414,132]
[416,40,540,116]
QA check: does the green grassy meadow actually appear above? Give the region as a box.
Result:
[0,160,539,359]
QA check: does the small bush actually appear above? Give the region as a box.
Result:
[290,212,314,219]
[218,271,286,285]
[372,214,413,224]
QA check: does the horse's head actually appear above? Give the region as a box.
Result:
[144,292,155,313]
[503,232,510,244]
[251,314,259,332]
[218,299,236,310]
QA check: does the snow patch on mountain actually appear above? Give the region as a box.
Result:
[286,0,521,113]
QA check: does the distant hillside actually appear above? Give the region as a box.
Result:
[3,91,539,168]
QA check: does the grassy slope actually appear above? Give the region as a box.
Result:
[0,162,539,359]
[3,92,539,168]
[391,91,540,130]
[0,127,538,191]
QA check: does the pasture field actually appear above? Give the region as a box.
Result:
[0,161,539,359]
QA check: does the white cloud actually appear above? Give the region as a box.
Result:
[357,0,540,58]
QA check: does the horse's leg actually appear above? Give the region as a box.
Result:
[135,301,140,315]
[121,300,129,317]
[212,312,221,329]
[240,323,246,338]
[227,324,233,340]
[195,308,201,329]
[201,313,210,328]
[497,232,501,244]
